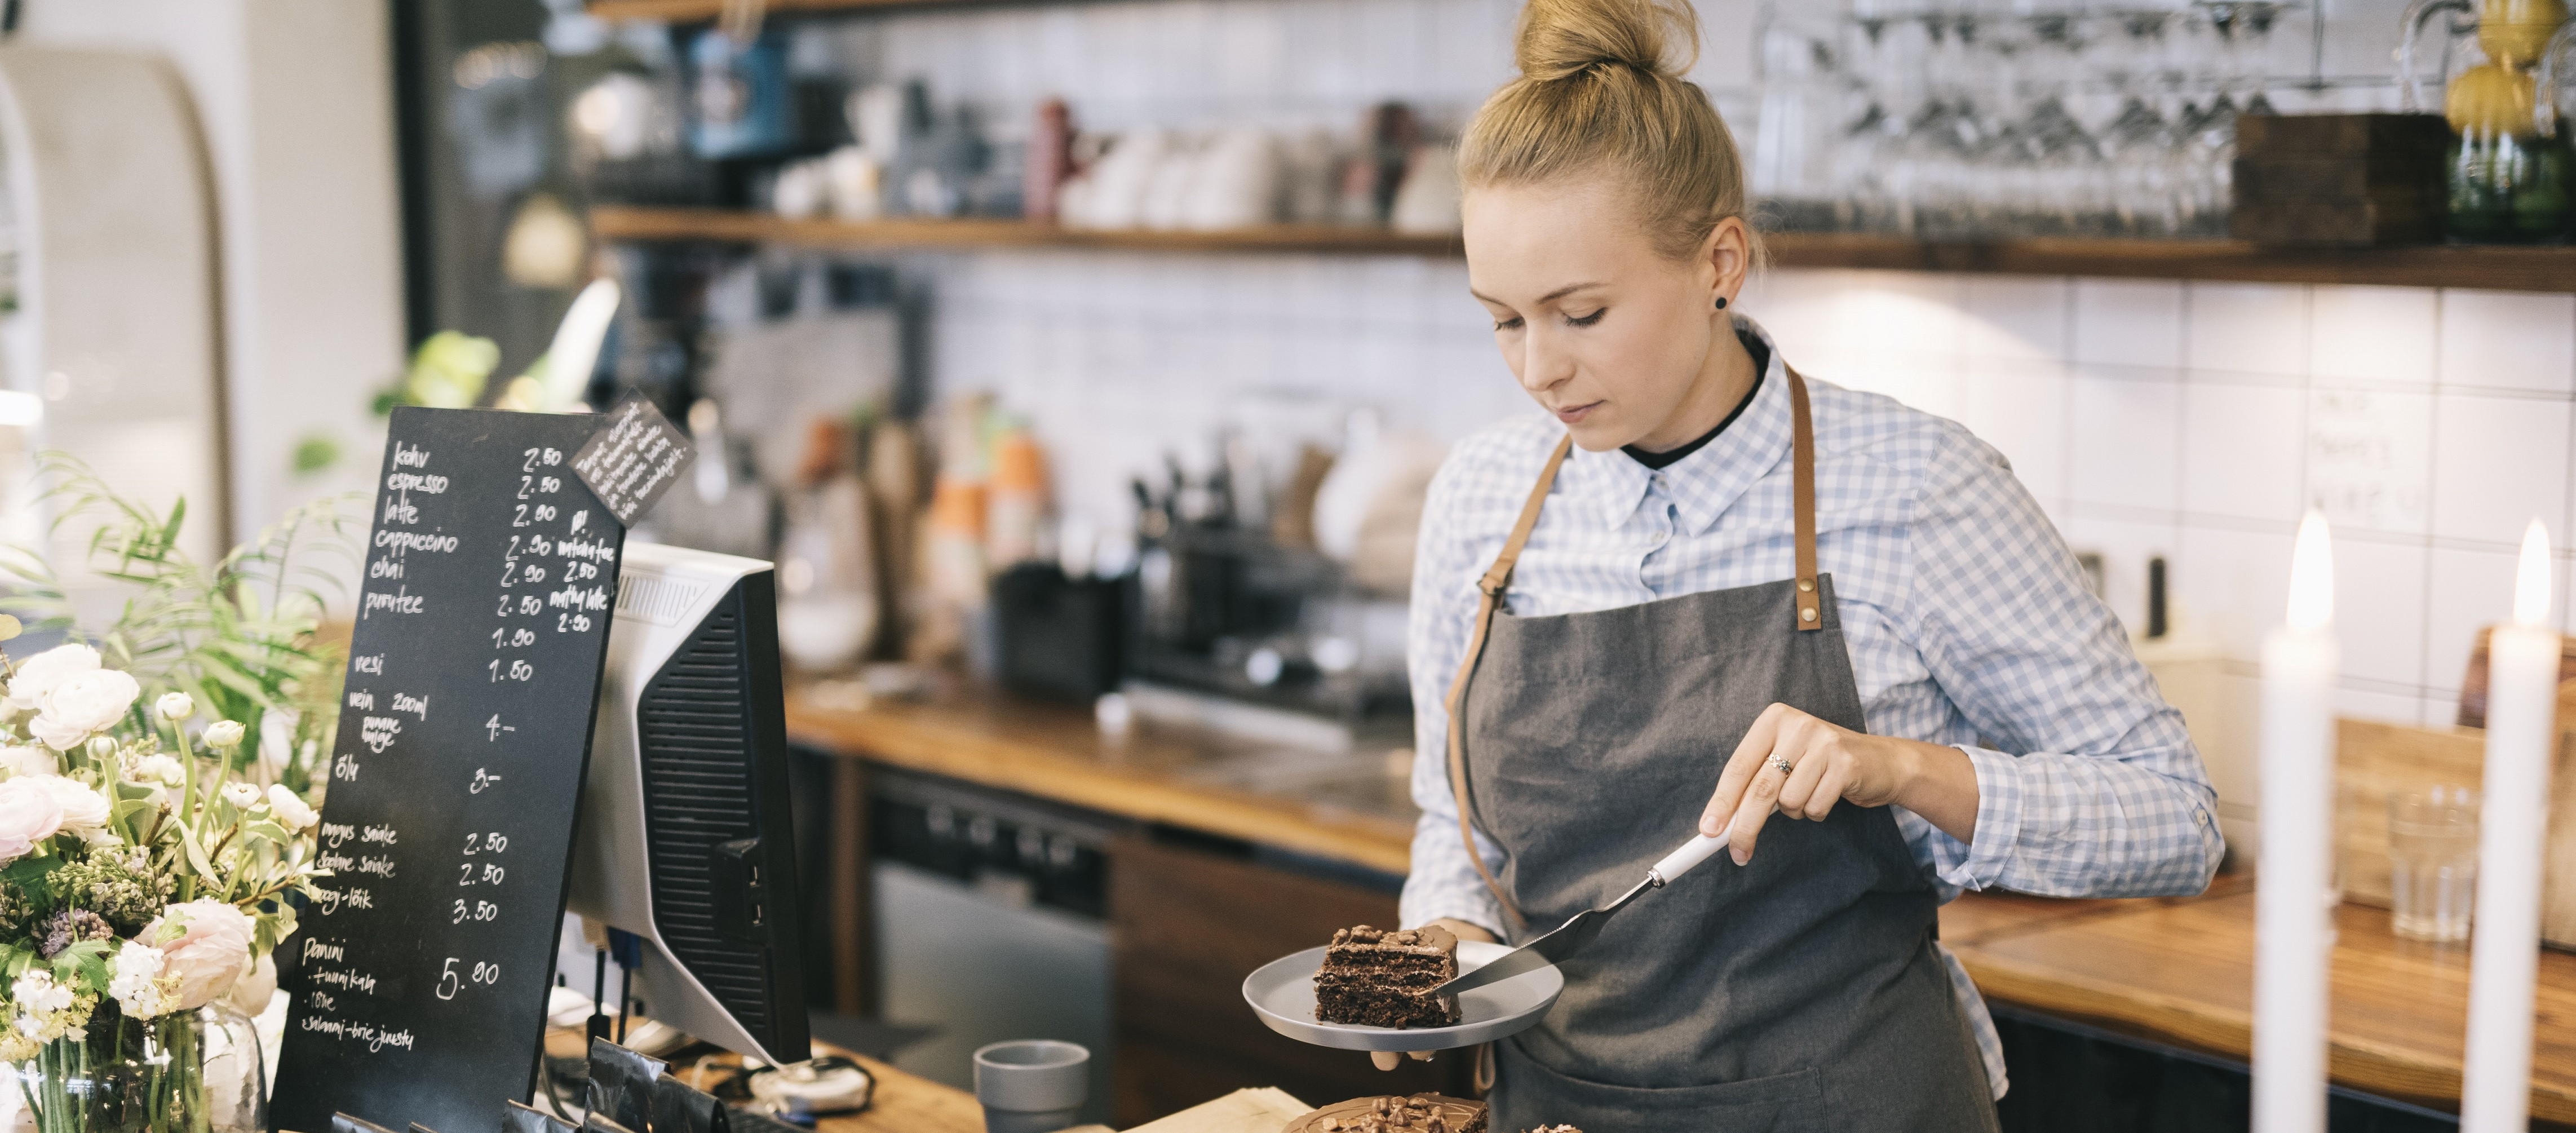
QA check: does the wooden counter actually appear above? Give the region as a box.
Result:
[788,684,2573,1122]
[812,1054,982,1133]
[787,686,1417,875]
[541,1033,982,1133]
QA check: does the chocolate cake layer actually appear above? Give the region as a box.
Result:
[1313,924,1460,1029]
[1281,1093,1487,1133]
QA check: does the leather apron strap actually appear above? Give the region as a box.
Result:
[1442,368,1821,929]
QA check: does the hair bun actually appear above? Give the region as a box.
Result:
[1513,0,1699,83]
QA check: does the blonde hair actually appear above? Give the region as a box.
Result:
[1459,0,1758,265]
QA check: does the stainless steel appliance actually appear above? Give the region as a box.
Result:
[870,773,1115,1126]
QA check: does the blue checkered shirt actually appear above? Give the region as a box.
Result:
[1399,316,2224,1100]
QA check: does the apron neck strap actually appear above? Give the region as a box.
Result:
[1441,365,1820,932]
[1480,435,1575,598]
[1478,367,1821,624]
[1787,366,1822,631]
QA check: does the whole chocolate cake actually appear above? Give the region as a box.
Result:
[1313,924,1460,1029]
[1280,1093,1486,1132]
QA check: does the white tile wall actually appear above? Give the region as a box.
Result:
[908,253,2576,750]
[793,0,2570,776]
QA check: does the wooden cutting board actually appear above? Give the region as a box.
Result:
[1110,1088,1311,1133]
[2334,685,2576,948]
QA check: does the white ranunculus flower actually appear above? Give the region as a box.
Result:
[266,784,318,832]
[0,745,56,778]
[86,736,116,762]
[29,776,109,834]
[126,754,183,786]
[30,668,140,751]
[108,937,176,1020]
[118,754,182,809]
[223,953,276,1017]
[5,644,98,713]
[220,782,260,809]
[140,900,255,1011]
[154,692,194,722]
[200,720,245,750]
[0,776,65,862]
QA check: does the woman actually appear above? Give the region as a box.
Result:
[1379,0,2222,1128]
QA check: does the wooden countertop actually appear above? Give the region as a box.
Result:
[789,684,2575,1121]
[787,684,1419,874]
[539,1032,982,1133]
[812,1055,981,1133]
[1944,884,2576,1123]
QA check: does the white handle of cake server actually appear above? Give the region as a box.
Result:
[1648,834,1729,884]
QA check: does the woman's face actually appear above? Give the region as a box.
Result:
[1463,174,1742,453]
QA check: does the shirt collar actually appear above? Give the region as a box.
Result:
[1564,314,1795,535]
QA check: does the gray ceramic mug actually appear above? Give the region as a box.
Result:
[972,1040,1090,1133]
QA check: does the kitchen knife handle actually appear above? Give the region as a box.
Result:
[1648,834,1729,885]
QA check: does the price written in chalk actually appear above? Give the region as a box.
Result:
[435,959,501,1001]
[273,408,631,1133]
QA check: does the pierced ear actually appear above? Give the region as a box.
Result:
[1715,296,1729,311]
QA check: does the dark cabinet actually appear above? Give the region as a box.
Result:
[1108,833,1473,1125]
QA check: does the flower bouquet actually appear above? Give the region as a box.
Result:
[0,458,353,1133]
[0,638,327,1133]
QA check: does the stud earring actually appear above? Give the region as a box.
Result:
[1714,296,1729,311]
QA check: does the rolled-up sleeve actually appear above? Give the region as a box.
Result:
[1398,456,1511,937]
[1897,429,2223,898]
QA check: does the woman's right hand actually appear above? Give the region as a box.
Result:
[1367,918,1498,1070]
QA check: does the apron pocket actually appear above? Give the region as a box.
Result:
[1495,1042,1828,1132]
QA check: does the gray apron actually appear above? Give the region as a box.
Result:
[1439,370,1999,1132]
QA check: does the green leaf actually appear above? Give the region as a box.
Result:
[240,820,293,847]
[1,855,64,894]
[0,945,32,984]
[180,830,218,882]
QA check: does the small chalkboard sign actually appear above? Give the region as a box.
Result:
[272,408,630,1133]
[570,395,693,526]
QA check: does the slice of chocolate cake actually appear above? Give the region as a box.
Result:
[1281,1093,1486,1133]
[1313,924,1460,1029]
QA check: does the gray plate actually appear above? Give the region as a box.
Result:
[1242,940,1565,1052]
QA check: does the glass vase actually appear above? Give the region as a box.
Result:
[2447,127,2574,244]
[13,1004,264,1133]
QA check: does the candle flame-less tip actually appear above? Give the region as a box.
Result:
[2287,510,2333,632]
[2515,519,2553,627]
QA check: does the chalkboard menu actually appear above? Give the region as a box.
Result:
[272,408,629,1133]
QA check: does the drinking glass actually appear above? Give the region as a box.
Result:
[2388,786,2479,943]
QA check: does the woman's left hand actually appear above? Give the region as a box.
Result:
[1697,702,1981,865]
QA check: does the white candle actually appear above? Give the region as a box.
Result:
[2461,519,2560,1133]
[2256,509,2338,1133]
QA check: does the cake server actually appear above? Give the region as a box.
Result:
[1429,833,1729,998]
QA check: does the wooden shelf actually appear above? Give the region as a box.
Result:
[589,206,1463,257]
[591,205,2576,292]
[589,0,914,20]
[1770,231,2576,293]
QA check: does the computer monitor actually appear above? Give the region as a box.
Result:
[566,541,811,1065]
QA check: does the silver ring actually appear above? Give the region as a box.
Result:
[1767,755,1795,776]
